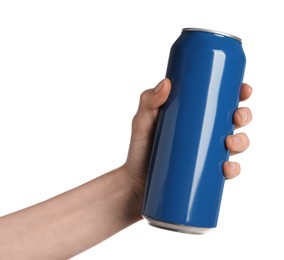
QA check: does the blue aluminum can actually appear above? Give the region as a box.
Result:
[142,28,246,234]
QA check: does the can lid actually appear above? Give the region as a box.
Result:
[182,28,242,42]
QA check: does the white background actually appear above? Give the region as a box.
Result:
[0,0,283,259]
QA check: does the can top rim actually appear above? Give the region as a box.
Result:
[182,28,242,42]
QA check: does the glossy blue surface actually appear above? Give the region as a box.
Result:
[142,30,246,228]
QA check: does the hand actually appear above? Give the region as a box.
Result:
[224,83,252,179]
[125,79,252,199]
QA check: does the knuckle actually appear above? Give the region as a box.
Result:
[140,90,150,103]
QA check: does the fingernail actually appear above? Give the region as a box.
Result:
[239,110,248,122]
[232,136,241,145]
[153,81,164,94]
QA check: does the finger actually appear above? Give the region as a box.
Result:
[138,78,171,113]
[233,107,252,129]
[225,133,250,155]
[223,161,241,179]
[240,83,252,101]
[132,79,171,134]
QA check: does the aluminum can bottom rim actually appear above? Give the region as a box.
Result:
[143,215,212,235]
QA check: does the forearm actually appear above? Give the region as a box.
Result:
[0,166,142,260]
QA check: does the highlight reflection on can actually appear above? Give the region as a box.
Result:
[142,28,246,234]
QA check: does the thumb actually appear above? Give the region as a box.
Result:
[138,78,171,114]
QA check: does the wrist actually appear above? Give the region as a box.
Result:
[120,164,145,219]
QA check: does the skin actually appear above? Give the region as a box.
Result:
[0,79,252,259]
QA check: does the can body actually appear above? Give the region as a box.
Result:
[142,28,246,234]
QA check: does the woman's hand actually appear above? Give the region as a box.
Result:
[125,79,252,199]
